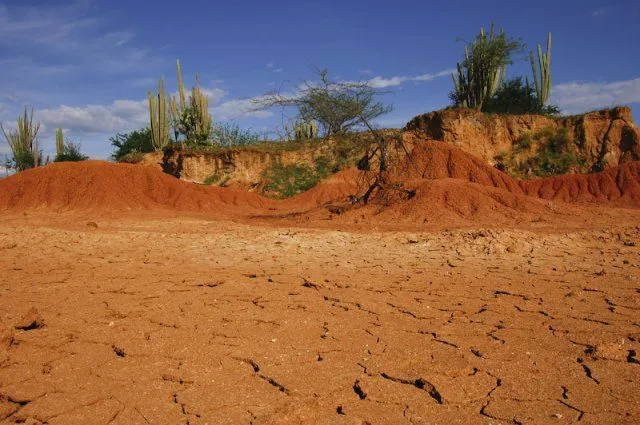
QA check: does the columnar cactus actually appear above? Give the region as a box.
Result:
[56,128,64,157]
[148,76,170,150]
[530,32,552,107]
[294,119,319,141]
[169,60,212,144]
[451,25,511,110]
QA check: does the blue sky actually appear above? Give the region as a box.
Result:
[1,0,639,160]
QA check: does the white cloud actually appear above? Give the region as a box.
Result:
[367,76,408,88]
[364,68,454,88]
[33,88,271,136]
[212,96,274,121]
[551,78,640,114]
[38,99,149,135]
[413,69,454,82]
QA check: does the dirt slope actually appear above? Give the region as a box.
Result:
[1,143,640,228]
[0,161,272,216]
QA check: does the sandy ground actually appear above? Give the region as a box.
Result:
[1,215,639,425]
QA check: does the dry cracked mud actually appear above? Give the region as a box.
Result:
[0,216,639,424]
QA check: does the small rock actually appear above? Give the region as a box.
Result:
[86,221,98,229]
[586,340,628,362]
[112,345,126,357]
[15,308,44,330]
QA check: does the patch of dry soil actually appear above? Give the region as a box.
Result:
[0,217,639,424]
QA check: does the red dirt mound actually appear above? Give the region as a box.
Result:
[352,177,552,227]
[519,161,640,207]
[398,141,640,207]
[402,141,524,193]
[0,161,272,215]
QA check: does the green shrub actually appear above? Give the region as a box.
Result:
[261,157,337,198]
[483,77,560,116]
[513,133,533,151]
[111,128,154,161]
[498,126,585,178]
[54,142,88,162]
[530,149,584,177]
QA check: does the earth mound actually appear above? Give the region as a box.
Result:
[0,160,271,215]
[398,141,640,207]
[519,161,640,206]
[1,144,639,226]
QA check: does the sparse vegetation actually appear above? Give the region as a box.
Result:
[261,157,336,198]
[211,123,264,147]
[496,126,586,178]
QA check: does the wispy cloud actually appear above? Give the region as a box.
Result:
[0,2,162,84]
[551,78,640,114]
[365,69,454,88]
[266,60,283,73]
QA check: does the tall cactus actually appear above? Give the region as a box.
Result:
[451,25,517,110]
[148,76,170,150]
[530,32,552,107]
[169,60,212,144]
[56,128,64,157]
[1,107,40,170]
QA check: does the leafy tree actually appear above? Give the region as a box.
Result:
[450,25,525,109]
[483,77,560,115]
[110,128,154,161]
[255,68,392,136]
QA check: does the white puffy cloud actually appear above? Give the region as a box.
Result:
[551,78,640,114]
[38,99,148,135]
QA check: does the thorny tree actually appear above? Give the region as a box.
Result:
[253,68,392,136]
[353,117,416,205]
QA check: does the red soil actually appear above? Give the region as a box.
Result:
[519,161,640,206]
[0,161,271,216]
[1,142,639,226]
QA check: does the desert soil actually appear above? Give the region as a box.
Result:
[1,214,639,425]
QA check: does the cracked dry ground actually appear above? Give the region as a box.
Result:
[0,218,639,425]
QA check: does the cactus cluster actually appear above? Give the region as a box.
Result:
[148,77,170,150]
[148,60,213,148]
[168,60,212,144]
[1,107,40,170]
[451,26,507,109]
[294,119,319,141]
[530,32,552,107]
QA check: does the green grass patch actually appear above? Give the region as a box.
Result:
[497,126,586,178]
[261,156,337,199]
